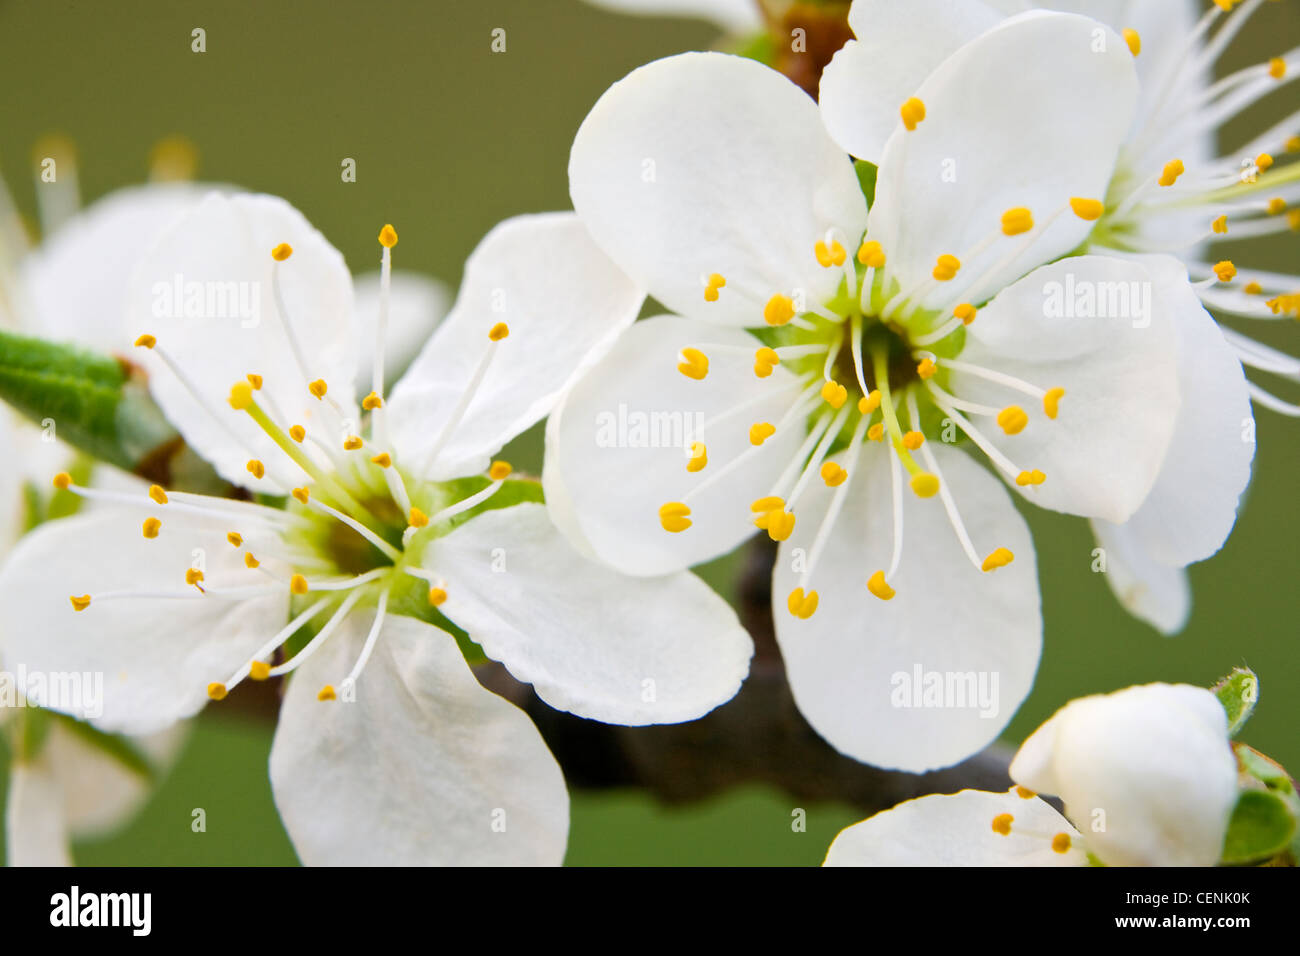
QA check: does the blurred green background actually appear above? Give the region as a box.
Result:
[0,0,1296,865]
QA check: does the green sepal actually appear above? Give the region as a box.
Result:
[1212,666,1259,737]
[0,328,177,472]
[854,159,878,210]
[48,711,155,781]
[1220,789,1297,865]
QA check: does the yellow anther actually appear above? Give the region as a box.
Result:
[991,813,1013,836]
[1287,136,1300,153]
[658,501,692,533]
[489,460,513,481]
[52,472,72,490]
[1244,281,1263,295]
[1016,469,1046,486]
[996,405,1029,435]
[1000,207,1034,236]
[1267,293,1300,316]
[764,510,795,542]
[909,472,940,498]
[1015,785,1036,799]
[185,568,204,587]
[857,240,886,269]
[291,487,310,504]
[246,373,263,390]
[703,285,720,303]
[1289,210,1300,232]
[289,424,306,443]
[488,322,510,341]
[227,532,243,547]
[1069,197,1105,221]
[866,570,895,601]
[953,303,977,325]
[677,347,709,380]
[271,243,293,261]
[916,357,937,380]
[134,333,157,349]
[249,661,271,681]
[901,430,924,451]
[1256,152,1275,171]
[754,346,780,378]
[786,587,819,619]
[207,682,228,701]
[362,391,383,410]
[814,239,846,267]
[1051,832,1073,854]
[750,496,784,514]
[1212,214,1229,234]
[899,96,926,131]
[378,223,399,248]
[1214,260,1237,282]
[1267,198,1287,215]
[1122,28,1141,56]
[290,574,309,595]
[749,422,777,446]
[149,135,199,181]
[858,390,881,414]
[428,587,448,606]
[244,553,260,569]
[686,441,708,473]
[409,507,429,528]
[820,380,848,409]
[820,462,847,487]
[308,379,328,399]
[932,254,961,281]
[1042,387,1065,419]
[1157,159,1184,187]
[229,381,254,410]
[246,459,266,479]
[981,547,1015,572]
[371,452,392,468]
[708,273,726,289]
[867,423,885,442]
[343,435,363,450]
[142,517,161,539]
[149,484,168,504]
[763,293,795,326]
[318,685,337,702]
[69,594,91,612]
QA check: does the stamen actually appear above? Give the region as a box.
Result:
[217,599,333,692]
[303,496,402,562]
[677,347,709,380]
[899,97,926,131]
[338,587,391,692]
[1122,28,1141,57]
[425,476,506,526]
[267,589,365,678]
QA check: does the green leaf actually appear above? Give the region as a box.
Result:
[0,328,177,472]
[1220,789,1297,865]
[854,159,878,210]
[1212,666,1259,736]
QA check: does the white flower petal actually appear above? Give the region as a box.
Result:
[128,192,358,494]
[1010,682,1238,866]
[951,255,1180,523]
[569,52,867,327]
[543,314,805,576]
[1090,519,1191,635]
[1099,254,1253,565]
[269,610,568,866]
[53,722,189,839]
[388,213,642,480]
[581,0,763,33]
[427,502,752,725]
[819,0,1001,164]
[824,788,1085,866]
[867,12,1139,308]
[351,270,450,394]
[5,761,72,866]
[17,184,211,351]
[774,443,1040,772]
[0,509,287,735]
